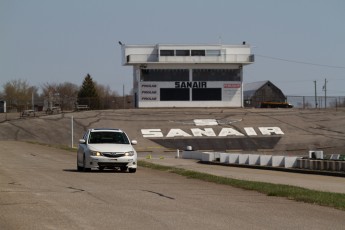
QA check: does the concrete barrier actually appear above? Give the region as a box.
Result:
[220,153,230,163]
[228,154,239,164]
[214,152,221,162]
[239,154,249,164]
[248,154,260,165]
[182,151,203,160]
[201,152,214,162]
[272,156,285,167]
[259,155,272,166]
[284,157,299,168]
[181,150,194,159]
[188,151,345,173]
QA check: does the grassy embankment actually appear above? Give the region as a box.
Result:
[139,160,345,211]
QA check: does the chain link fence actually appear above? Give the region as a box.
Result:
[0,96,134,122]
[1,95,345,122]
[286,96,345,109]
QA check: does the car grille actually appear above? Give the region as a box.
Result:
[103,152,125,158]
[98,162,128,167]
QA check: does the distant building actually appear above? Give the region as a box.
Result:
[243,81,287,108]
[121,43,254,108]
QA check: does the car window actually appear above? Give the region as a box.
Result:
[88,131,130,144]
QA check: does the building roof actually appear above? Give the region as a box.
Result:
[243,81,270,98]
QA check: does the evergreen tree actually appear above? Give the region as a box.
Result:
[78,74,100,109]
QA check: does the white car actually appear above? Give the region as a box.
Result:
[77,128,138,173]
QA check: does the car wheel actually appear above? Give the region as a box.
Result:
[83,154,91,172]
[128,168,136,173]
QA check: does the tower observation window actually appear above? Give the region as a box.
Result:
[192,69,241,81]
[176,50,190,56]
[160,50,174,56]
[141,69,189,81]
[191,50,205,56]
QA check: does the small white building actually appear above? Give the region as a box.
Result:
[121,43,254,108]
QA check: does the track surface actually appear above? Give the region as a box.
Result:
[1,141,344,230]
[1,108,345,154]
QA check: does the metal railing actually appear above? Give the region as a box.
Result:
[126,54,254,64]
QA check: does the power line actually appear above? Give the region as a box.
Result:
[256,54,345,69]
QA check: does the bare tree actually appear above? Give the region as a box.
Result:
[96,83,119,109]
[41,82,79,111]
[2,79,38,112]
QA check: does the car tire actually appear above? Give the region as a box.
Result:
[77,165,83,171]
[128,168,136,173]
[83,154,91,172]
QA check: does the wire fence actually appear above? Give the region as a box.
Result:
[0,96,134,122]
[286,96,345,109]
[1,95,345,122]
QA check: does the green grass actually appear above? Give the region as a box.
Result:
[138,160,345,211]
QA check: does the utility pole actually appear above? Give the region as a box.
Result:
[123,84,125,109]
[32,92,34,111]
[323,78,327,109]
[314,80,318,108]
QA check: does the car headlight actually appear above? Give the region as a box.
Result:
[91,151,102,156]
[124,151,135,156]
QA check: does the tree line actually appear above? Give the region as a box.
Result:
[0,74,133,112]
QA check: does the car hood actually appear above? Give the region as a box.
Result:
[87,144,135,153]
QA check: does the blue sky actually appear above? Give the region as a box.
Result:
[1,0,344,96]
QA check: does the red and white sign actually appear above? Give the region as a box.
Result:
[224,83,241,88]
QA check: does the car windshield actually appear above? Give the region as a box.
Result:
[88,131,130,144]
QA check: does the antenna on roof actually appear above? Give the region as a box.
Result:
[218,36,222,45]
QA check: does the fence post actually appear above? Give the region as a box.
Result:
[303,96,305,109]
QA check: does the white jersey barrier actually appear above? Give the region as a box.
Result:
[182,150,345,172]
[182,151,300,168]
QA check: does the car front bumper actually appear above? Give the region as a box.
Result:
[88,156,137,169]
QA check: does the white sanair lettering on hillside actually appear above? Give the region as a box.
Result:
[194,119,218,126]
[141,129,164,138]
[244,127,257,136]
[166,129,191,138]
[191,128,217,137]
[259,127,284,135]
[141,127,284,138]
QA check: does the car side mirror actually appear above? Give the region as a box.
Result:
[131,140,137,145]
[79,139,86,144]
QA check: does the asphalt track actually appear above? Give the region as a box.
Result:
[0,109,345,229]
[1,141,345,230]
